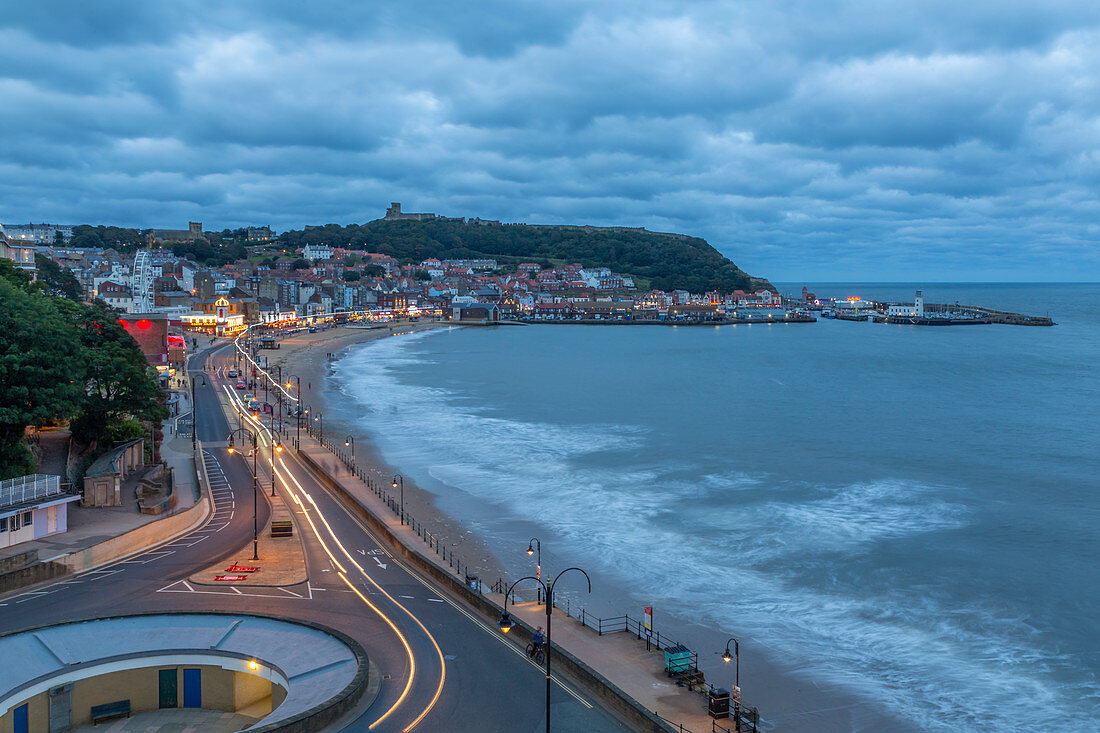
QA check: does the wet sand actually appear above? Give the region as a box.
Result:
[261,322,915,733]
[263,322,510,584]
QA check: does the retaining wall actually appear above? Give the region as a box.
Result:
[298,451,676,733]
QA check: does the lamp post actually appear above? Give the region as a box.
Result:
[227,427,260,561]
[392,474,404,525]
[527,537,543,604]
[269,416,283,497]
[499,567,592,733]
[190,372,206,451]
[722,637,740,691]
[344,435,354,461]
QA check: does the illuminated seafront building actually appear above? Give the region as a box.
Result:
[180,296,247,336]
[0,224,37,275]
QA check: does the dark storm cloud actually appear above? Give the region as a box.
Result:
[2,1,1099,280]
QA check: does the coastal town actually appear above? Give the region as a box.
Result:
[0,215,1052,344]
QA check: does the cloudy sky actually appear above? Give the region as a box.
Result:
[2,1,1098,281]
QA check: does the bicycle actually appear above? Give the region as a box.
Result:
[526,642,545,665]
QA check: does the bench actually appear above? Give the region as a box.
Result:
[90,699,130,725]
[270,520,293,537]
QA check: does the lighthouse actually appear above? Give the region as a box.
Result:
[914,289,924,317]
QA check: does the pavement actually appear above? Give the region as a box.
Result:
[288,402,723,732]
[1,341,633,733]
[72,709,256,732]
[0,392,202,572]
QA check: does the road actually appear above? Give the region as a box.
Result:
[0,343,630,732]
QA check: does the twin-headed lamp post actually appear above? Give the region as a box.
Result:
[190,372,206,451]
[498,567,591,733]
[226,427,260,561]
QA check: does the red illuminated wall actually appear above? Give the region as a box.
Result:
[118,317,169,366]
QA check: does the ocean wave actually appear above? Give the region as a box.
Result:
[328,332,1098,732]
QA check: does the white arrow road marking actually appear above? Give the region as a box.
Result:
[372,556,388,570]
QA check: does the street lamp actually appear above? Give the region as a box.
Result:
[499,567,592,733]
[227,427,260,561]
[527,537,543,604]
[270,416,283,497]
[344,435,354,461]
[392,474,404,524]
[722,637,740,691]
[190,373,206,451]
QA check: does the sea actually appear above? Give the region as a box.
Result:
[327,283,1099,732]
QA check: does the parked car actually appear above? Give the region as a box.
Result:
[235,381,246,390]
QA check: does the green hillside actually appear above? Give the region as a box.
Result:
[277,219,771,294]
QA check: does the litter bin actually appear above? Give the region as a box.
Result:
[708,688,730,719]
[465,574,479,592]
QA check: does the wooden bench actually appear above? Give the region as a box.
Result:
[90,699,130,725]
[270,520,293,537]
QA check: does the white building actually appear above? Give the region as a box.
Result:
[302,243,333,262]
[0,224,37,274]
[0,475,80,550]
[888,290,925,317]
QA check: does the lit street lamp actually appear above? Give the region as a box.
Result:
[190,372,206,451]
[344,435,354,461]
[392,474,404,525]
[226,426,260,560]
[722,637,741,691]
[527,537,543,604]
[499,567,592,733]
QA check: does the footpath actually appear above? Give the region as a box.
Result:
[0,369,213,595]
[289,426,747,733]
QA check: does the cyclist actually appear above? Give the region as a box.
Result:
[530,626,545,658]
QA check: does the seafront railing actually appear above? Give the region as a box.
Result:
[296,400,763,733]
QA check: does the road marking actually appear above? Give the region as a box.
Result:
[399,595,415,599]
[278,587,303,598]
[427,598,443,603]
[373,556,388,570]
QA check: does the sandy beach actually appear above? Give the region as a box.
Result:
[259,322,511,584]
[249,320,917,733]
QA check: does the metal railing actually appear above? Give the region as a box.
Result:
[0,474,62,509]
[286,360,765,733]
[305,421,482,587]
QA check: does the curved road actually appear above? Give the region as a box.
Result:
[0,343,630,733]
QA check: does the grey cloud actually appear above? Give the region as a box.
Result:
[1,1,1098,281]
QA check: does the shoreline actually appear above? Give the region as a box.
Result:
[264,322,512,586]
[264,321,917,733]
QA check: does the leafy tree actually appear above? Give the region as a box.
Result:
[344,254,358,266]
[62,301,168,445]
[276,218,766,293]
[362,264,385,277]
[291,258,310,269]
[0,280,84,478]
[413,269,431,281]
[343,270,361,281]
[34,255,84,300]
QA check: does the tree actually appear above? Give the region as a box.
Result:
[343,270,361,281]
[0,280,84,478]
[362,264,385,277]
[291,258,310,270]
[413,269,431,281]
[63,301,168,446]
[34,255,84,300]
